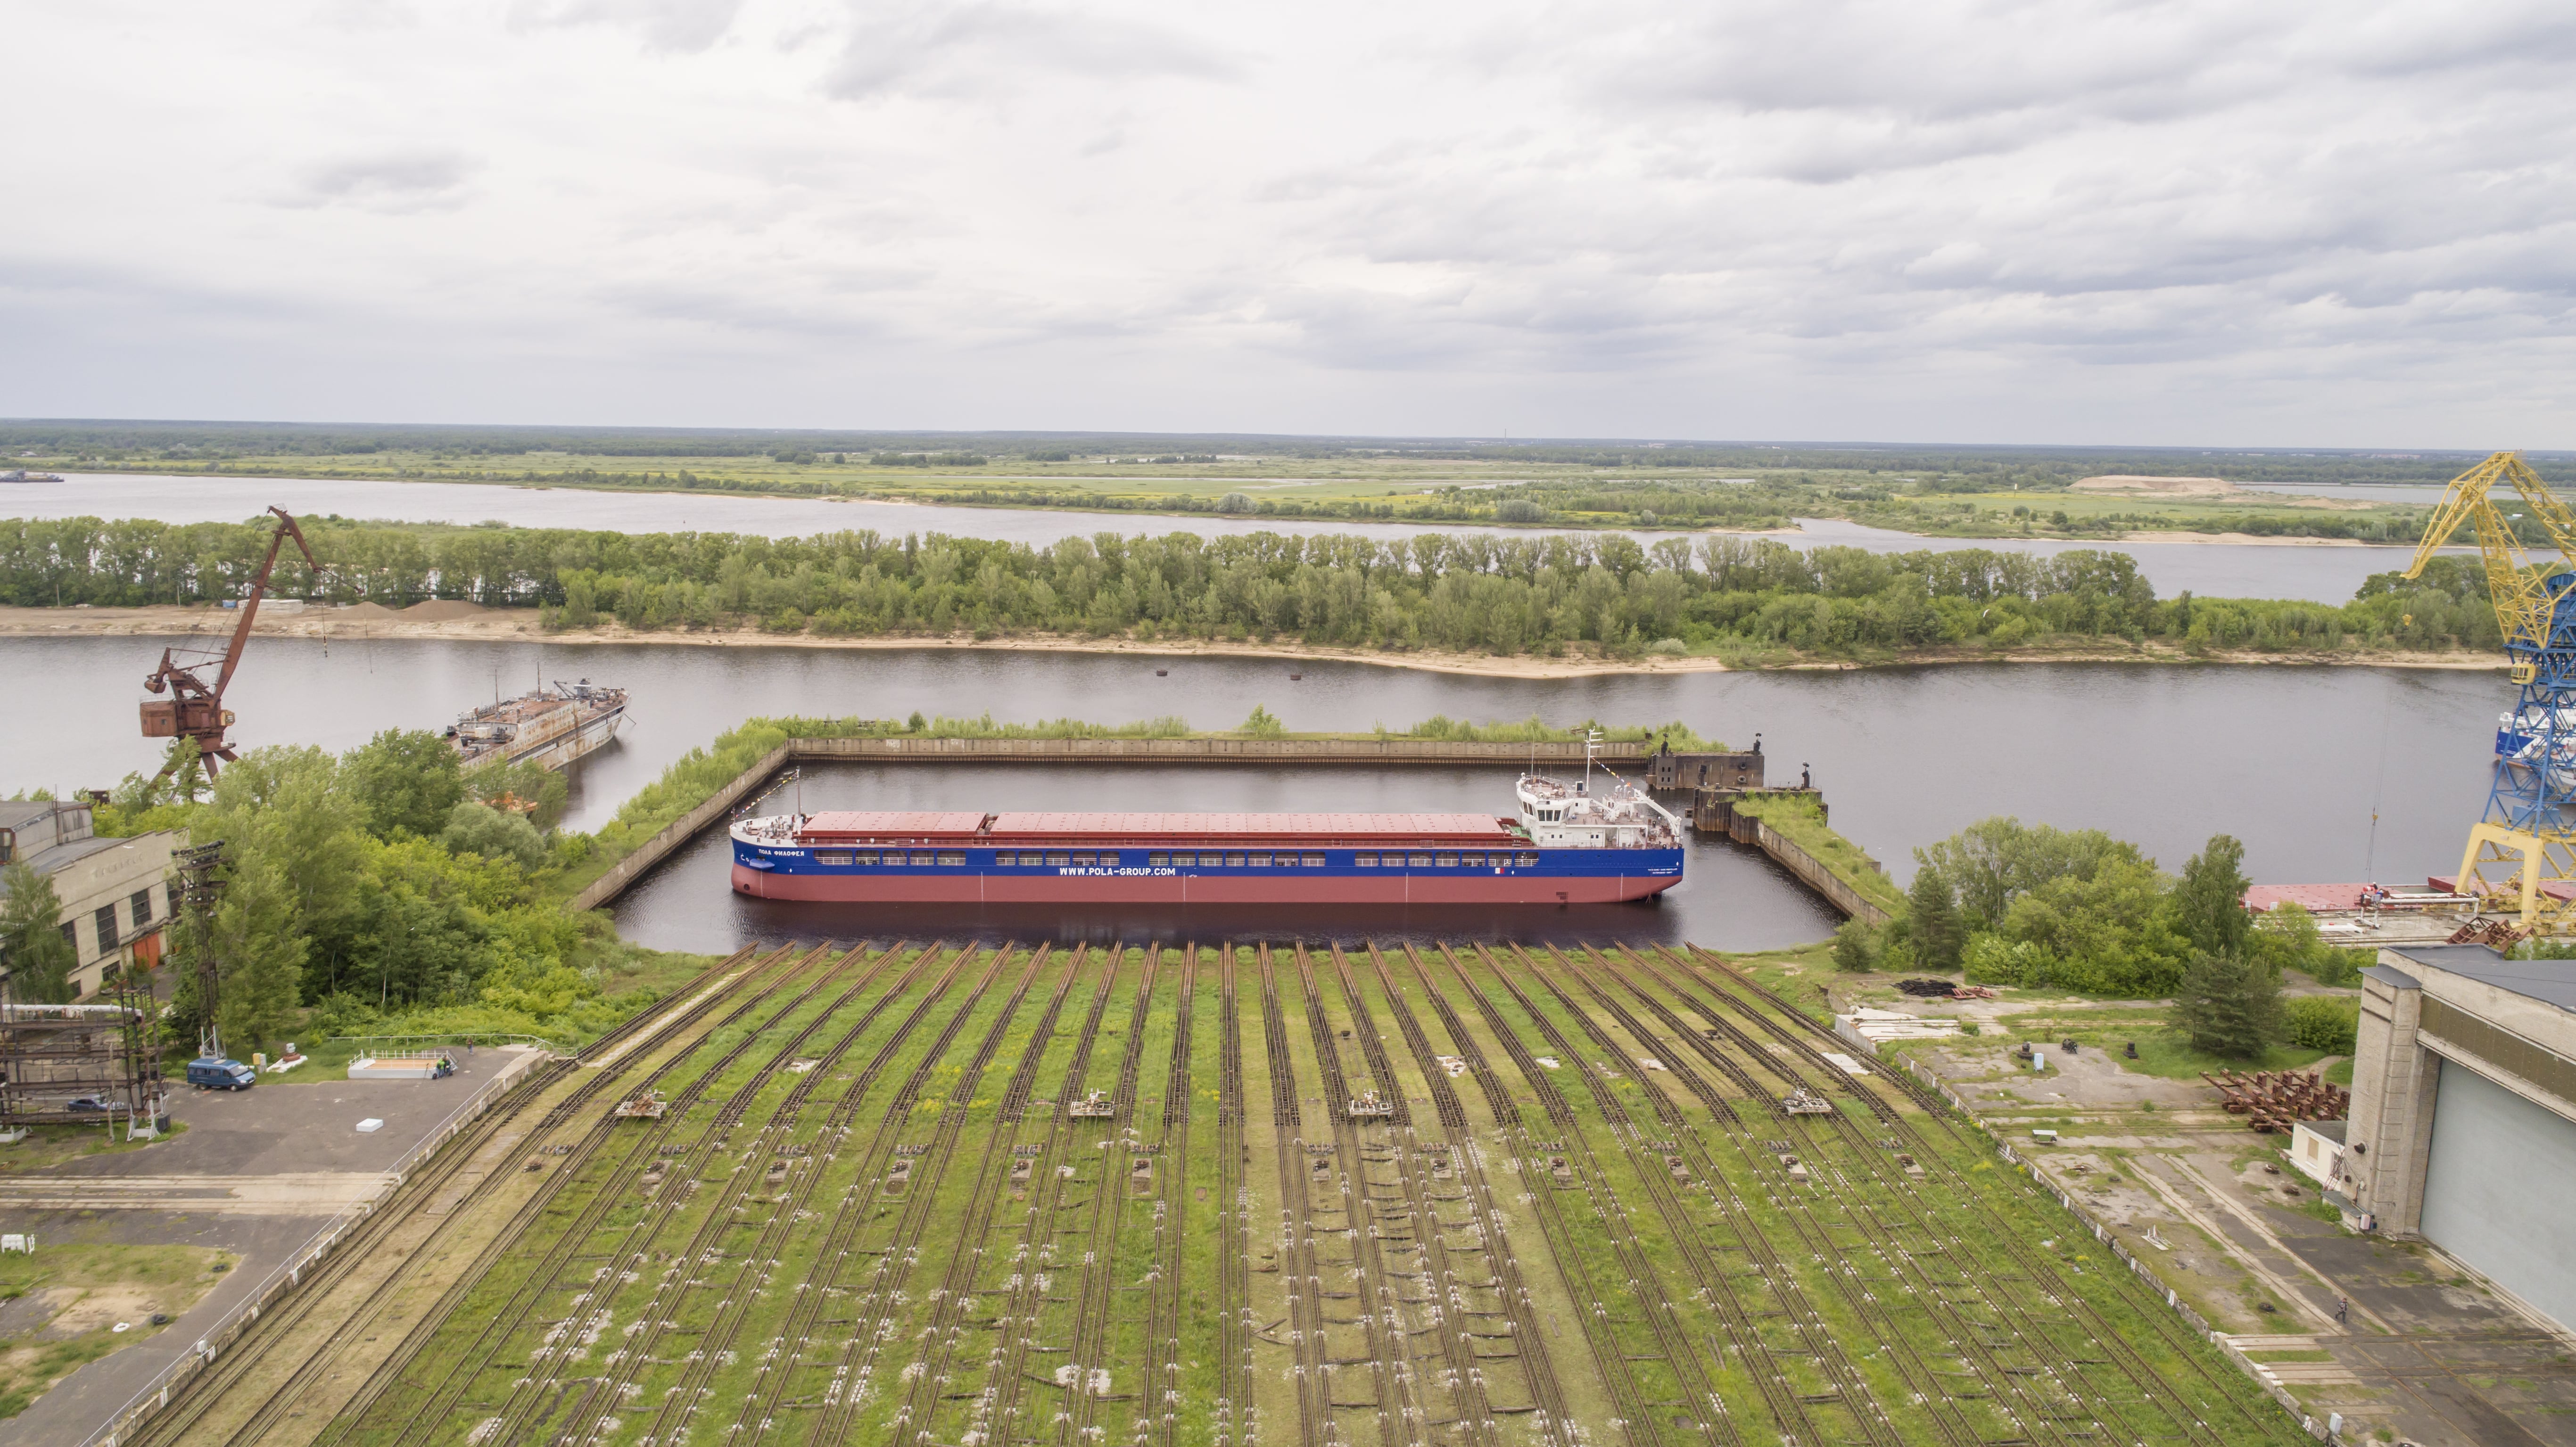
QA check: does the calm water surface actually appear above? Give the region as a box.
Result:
[0,636,2507,951]
[5,473,2456,603]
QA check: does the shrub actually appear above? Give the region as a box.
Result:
[2282,994,2360,1053]
[1831,918,1880,972]
[440,801,547,869]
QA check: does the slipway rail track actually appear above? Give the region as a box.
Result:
[112,939,2314,1447]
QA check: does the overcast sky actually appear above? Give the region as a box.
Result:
[6,1,2574,445]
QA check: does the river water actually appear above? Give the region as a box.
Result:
[4,472,2456,603]
[0,634,2506,953]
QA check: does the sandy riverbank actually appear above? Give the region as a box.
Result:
[2118,530,2382,546]
[0,605,2502,678]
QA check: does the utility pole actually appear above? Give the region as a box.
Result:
[174,841,226,1061]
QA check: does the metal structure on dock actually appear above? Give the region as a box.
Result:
[0,971,167,1136]
[2407,451,2576,933]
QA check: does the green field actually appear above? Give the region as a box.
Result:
[322,939,2305,1447]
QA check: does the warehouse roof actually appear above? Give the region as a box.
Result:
[2384,944,2576,1012]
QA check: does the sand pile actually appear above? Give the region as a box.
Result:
[400,600,492,621]
[340,601,399,619]
[2069,475,2243,497]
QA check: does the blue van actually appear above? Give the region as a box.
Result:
[186,1058,256,1091]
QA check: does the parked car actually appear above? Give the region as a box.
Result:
[185,1058,256,1091]
[64,1094,112,1113]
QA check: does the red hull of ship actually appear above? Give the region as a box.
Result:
[732,864,1676,905]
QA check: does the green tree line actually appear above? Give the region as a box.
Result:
[0,516,2503,657]
[28,733,625,1054]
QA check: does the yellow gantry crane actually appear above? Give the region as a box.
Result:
[2405,451,2576,932]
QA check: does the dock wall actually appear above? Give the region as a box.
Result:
[570,736,1652,913]
[1692,787,1894,927]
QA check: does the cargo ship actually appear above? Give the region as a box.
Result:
[730,770,1684,904]
[446,680,626,771]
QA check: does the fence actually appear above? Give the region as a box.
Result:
[77,1050,552,1447]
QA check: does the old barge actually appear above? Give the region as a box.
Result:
[447,680,627,771]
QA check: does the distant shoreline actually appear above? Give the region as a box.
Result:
[0,605,2502,679]
[7,469,2428,547]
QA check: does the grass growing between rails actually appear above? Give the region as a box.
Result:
[314,942,2310,1447]
[0,1243,236,1419]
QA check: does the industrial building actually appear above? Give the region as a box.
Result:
[0,799,179,998]
[2347,942,2576,1332]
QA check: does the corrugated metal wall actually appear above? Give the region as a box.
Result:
[2419,1060,2576,1331]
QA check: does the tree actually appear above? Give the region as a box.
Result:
[1831,917,1881,972]
[2171,949,2280,1059]
[1907,868,1962,973]
[194,746,364,976]
[0,863,77,1004]
[466,756,567,830]
[439,801,547,869]
[344,728,466,839]
[2170,834,2252,959]
[1915,817,2153,931]
[211,855,306,1052]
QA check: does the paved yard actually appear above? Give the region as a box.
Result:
[0,1046,545,1447]
[1923,1037,2576,1447]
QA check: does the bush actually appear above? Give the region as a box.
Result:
[1831,918,1880,972]
[439,802,547,869]
[2282,994,2360,1052]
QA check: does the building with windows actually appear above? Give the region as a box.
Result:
[0,801,179,998]
[2347,942,2576,1332]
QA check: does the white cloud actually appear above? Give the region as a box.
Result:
[281,150,481,211]
[0,0,2569,443]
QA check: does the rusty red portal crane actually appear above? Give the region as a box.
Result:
[139,506,318,777]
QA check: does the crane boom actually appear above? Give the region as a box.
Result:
[2404,451,2576,932]
[139,506,321,779]
[215,508,318,697]
[2405,451,2576,661]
